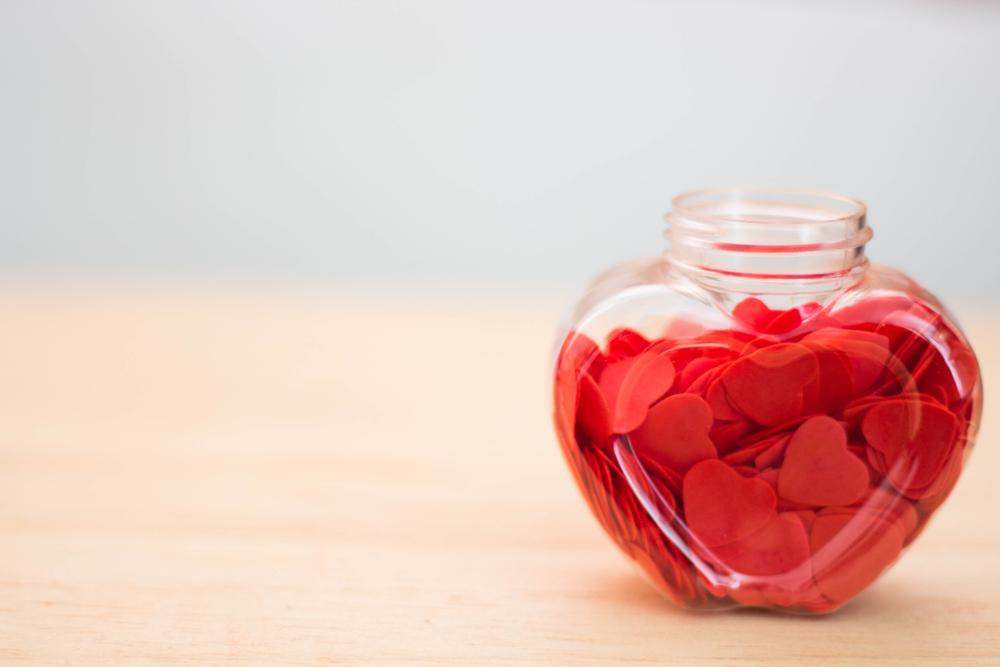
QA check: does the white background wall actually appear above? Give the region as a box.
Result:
[2,1,998,302]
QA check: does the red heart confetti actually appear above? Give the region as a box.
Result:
[576,372,611,446]
[707,511,812,576]
[862,399,960,498]
[778,416,869,507]
[709,419,755,455]
[676,355,727,392]
[705,373,745,421]
[733,297,804,334]
[754,434,790,470]
[721,344,819,426]
[801,344,855,415]
[810,510,904,604]
[630,393,717,474]
[803,328,890,395]
[609,346,677,433]
[857,487,919,540]
[684,459,777,547]
[553,293,980,613]
[638,453,685,499]
[607,327,652,360]
[721,432,787,467]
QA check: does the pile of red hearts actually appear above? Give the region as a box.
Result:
[554,295,980,613]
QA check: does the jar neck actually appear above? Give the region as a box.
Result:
[665,188,871,307]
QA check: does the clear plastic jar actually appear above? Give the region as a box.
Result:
[552,188,982,614]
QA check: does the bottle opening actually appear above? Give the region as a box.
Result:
[666,187,871,287]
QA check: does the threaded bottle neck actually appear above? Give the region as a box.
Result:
[666,188,871,299]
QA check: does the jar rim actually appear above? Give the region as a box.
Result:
[671,187,867,227]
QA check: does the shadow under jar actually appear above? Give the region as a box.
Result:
[552,188,982,614]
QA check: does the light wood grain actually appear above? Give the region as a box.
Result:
[1,285,998,666]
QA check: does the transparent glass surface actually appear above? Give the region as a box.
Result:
[552,189,983,614]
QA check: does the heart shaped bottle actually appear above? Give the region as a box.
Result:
[552,188,982,613]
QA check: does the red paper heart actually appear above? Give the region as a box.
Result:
[557,332,604,380]
[609,347,677,433]
[833,295,915,326]
[684,460,777,547]
[810,510,904,604]
[733,298,803,334]
[916,442,965,513]
[661,316,707,340]
[857,487,919,540]
[721,344,819,426]
[910,326,978,405]
[639,454,684,501]
[576,373,611,445]
[862,399,960,498]
[676,356,726,392]
[607,327,652,360]
[709,419,755,455]
[630,393,717,474]
[554,371,579,448]
[721,433,786,467]
[792,509,817,533]
[597,358,632,412]
[801,344,855,415]
[705,374,744,421]
[708,512,811,576]
[754,434,790,470]
[778,416,869,507]
[685,353,730,394]
[555,333,603,443]
[803,328,889,394]
[756,467,779,492]
[841,394,887,432]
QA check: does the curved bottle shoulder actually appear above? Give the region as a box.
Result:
[557,259,980,383]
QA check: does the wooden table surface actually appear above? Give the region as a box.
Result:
[2,285,998,666]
